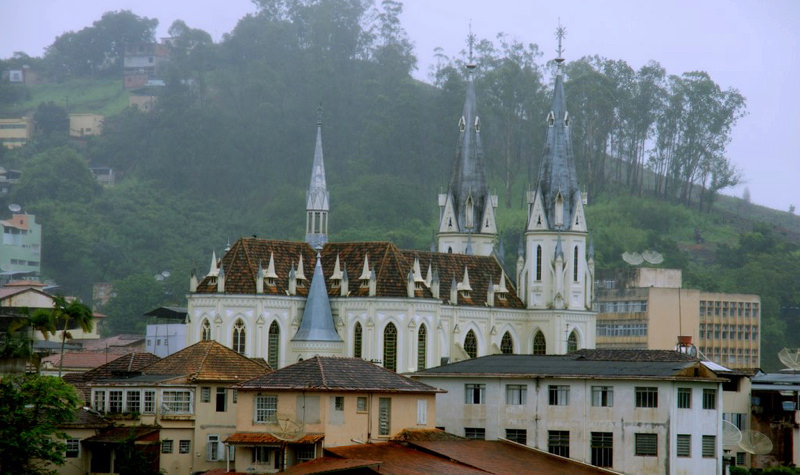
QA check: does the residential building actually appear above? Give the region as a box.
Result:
[0,117,32,148]
[144,306,188,357]
[89,167,115,186]
[0,213,41,280]
[750,372,800,468]
[228,356,441,473]
[185,49,596,372]
[413,350,726,475]
[123,42,170,89]
[68,113,103,137]
[595,267,760,369]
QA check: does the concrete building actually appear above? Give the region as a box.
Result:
[0,117,32,148]
[413,350,726,475]
[123,43,170,89]
[144,306,188,357]
[68,113,103,137]
[595,267,760,369]
[0,213,41,280]
[750,372,800,468]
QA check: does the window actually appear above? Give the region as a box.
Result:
[635,387,658,408]
[354,322,363,358]
[567,331,578,352]
[500,332,513,354]
[417,324,427,371]
[357,396,367,412]
[548,430,569,457]
[677,434,691,457]
[548,385,569,406]
[201,387,211,403]
[506,429,527,445]
[179,440,191,454]
[255,395,278,423]
[635,433,657,456]
[465,427,485,440]
[591,432,613,467]
[126,390,140,413]
[109,390,123,413]
[724,412,747,430]
[591,386,613,407]
[702,435,716,458]
[334,396,344,411]
[702,389,716,410]
[532,331,546,355]
[162,440,174,454]
[465,384,485,404]
[201,319,211,341]
[66,439,80,458]
[573,245,579,282]
[162,390,192,414]
[93,390,105,412]
[268,321,280,369]
[253,446,270,464]
[536,245,542,281]
[464,330,477,358]
[417,399,427,425]
[232,389,237,404]
[378,398,391,436]
[207,434,222,462]
[677,388,691,409]
[216,387,227,412]
[143,390,155,414]
[233,319,246,354]
[736,452,746,466]
[383,323,397,371]
[296,445,315,462]
[506,384,527,405]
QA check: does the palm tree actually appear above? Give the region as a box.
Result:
[6,307,57,372]
[50,296,93,377]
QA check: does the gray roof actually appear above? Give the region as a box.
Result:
[536,70,581,230]
[414,352,721,381]
[292,254,341,342]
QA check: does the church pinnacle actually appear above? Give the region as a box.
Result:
[305,106,330,249]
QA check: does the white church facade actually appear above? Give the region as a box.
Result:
[185,56,596,372]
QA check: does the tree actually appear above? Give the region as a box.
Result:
[42,296,93,377]
[102,273,168,334]
[0,374,81,474]
[12,146,100,205]
[33,101,69,136]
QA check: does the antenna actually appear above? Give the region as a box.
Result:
[8,204,21,213]
[554,20,567,64]
[722,420,742,447]
[778,348,800,371]
[738,430,773,455]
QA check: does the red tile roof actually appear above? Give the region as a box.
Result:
[140,340,270,383]
[64,352,161,402]
[326,443,489,474]
[41,351,118,370]
[282,456,381,474]
[226,432,324,445]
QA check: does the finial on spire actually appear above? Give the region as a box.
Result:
[555,20,567,64]
[316,103,323,127]
[467,22,476,70]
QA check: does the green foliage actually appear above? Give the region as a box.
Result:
[102,273,169,335]
[12,146,100,204]
[33,101,69,136]
[0,374,81,474]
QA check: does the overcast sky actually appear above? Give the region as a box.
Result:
[2,0,798,211]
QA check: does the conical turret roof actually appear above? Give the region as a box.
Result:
[293,255,341,342]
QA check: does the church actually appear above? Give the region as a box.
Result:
[185,51,596,372]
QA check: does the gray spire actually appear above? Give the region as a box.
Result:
[306,106,330,249]
[293,254,341,342]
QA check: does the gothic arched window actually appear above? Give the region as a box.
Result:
[533,331,546,355]
[464,330,477,359]
[573,245,579,282]
[536,245,543,281]
[417,324,427,371]
[232,319,246,355]
[383,323,397,372]
[268,321,280,369]
[201,319,211,341]
[354,322,363,359]
[501,331,513,354]
[567,330,578,353]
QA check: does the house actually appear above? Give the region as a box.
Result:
[0,213,41,280]
[123,43,170,89]
[78,341,269,474]
[227,356,442,473]
[68,113,103,137]
[749,371,800,467]
[0,117,32,148]
[144,306,188,357]
[412,350,726,475]
[185,48,596,372]
[595,267,761,369]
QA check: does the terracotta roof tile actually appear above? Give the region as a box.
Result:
[64,352,161,402]
[239,356,441,393]
[326,443,489,474]
[282,456,381,474]
[141,340,270,383]
[226,432,324,445]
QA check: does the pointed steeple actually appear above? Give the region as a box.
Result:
[306,106,330,249]
[293,254,341,341]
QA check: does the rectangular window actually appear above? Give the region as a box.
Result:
[548,430,569,457]
[143,390,155,414]
[591,432,613,468]
[724,412,747,431]
[677,434,691,457]
[162,390,192,414]
[162,440,173,454]
[207,434,221,461]
[548,385,569,406]
[296,446,315,462]
[635,433,657,456]
[126,390,140,413]
[109,390,123,413]
[253,446,270,464]
[703,389,717,410]
[66,439,80,458]
[378,398,391,436]
[677,388,691,409]
[232,389,237,404]
[334,396,344,411]
[357,396,367,412]
[201,387,211,403]
[93,390,106,412]
[465,384,485,404]
[255,395,278,423]
[635,387,658,408]
[591,386,613,407]
[416,399,427,425]
[465,427,485,440]
[736,452,746,466]
[702,435,716,458]
[216,387,227,412]
[179,440,191,454]
[505,429,527,445]
[506,384,527,405]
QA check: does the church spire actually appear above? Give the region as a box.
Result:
[306,106,330,249]
[293,254,341,342]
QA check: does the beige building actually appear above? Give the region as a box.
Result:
[69,113,103,137]
[0,117,32,148]
[229,356,441,473]
[595,268,760,369]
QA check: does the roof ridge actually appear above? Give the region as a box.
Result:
[195,341,214,380]
[317,356,327,388]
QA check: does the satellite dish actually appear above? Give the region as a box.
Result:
[739,430,773,455]
[271,415,303,441]
[622,252,643,265]
[778,348,800,371]
[161,271,171,279]
[154,274,165,281]
[8,204,21,213]
[722,420,742,446]
[642,250,664,265]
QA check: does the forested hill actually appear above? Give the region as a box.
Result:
[0,2,798,370]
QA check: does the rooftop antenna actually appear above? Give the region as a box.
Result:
[738,430,773,456]
[555,20,567,65]
[722,420,743,447]
[778,348,800,372]
[467,21,476,70]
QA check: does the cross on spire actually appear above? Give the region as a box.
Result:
[555,20,567,64]
[467,22,476,69]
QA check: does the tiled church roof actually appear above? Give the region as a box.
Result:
[195,239,524,309]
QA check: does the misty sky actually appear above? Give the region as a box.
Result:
[1,0,798,211]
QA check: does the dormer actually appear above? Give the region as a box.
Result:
[359,254,371,289]
[412,257,426,291]
[457,266,472,299]
[330,254,343,289]
[265,252,278,287]
[295,254,307,288]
